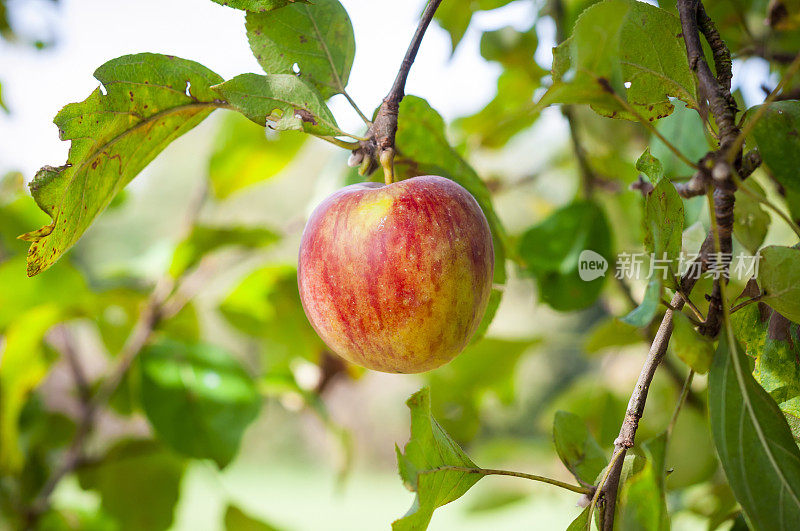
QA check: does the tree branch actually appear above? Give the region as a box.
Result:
[349,0,443,184]
[600,3,743,527]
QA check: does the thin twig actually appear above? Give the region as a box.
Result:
[350,0,444,183]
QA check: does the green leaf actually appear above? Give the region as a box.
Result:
[169,224,280,277]
[620,277,661,328]
[650,99,709,177]
[733,180,771,254]
[566,506,591,531]
[19,53,225,276]
[732,301,800,442]
[212,73,340,136]
[425,338,538,442]
[0,305,62,472]
[635,148,663,183]
[245,0,354,98]
[394,96,507,336]
[393,388,483,531]
[140,339,261,468]
[758,245,800,324]
[78,439,185,531]
[209,112,306,199]
[211,0,308,12]
[219,265,324,368]
[671,311,714,374]
[584,318,643,354]
[644,176,684,288]
[518,200,612,312]
[708,329,800,529]
[224,505,281,531]
[553,410,608,485]
[538,0,696,122]
[618,433,669,530]
[749,101,800,194]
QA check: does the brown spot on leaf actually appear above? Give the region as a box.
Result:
[294,108,317,125]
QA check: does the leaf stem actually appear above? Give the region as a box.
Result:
[318,136,361,150]
[301,3,371,126]
[730,294,763,314]
[430,466,591,495]
[677,289,705,323]
[342,90,372,126]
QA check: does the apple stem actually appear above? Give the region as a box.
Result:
[381,148,395,184]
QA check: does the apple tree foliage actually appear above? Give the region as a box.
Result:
[2,0,800,529]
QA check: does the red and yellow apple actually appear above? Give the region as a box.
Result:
[297,175,494,373]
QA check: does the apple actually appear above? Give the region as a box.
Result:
[298,175,494,373]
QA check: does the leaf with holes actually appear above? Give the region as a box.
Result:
[210,0,308,12]
[245,0,354,98]
[708,329,800,529]
[140,339,261,468]
[537,0,696,122]
[18,53,225,276]
[212,73,340,136]
[758,246,800,324]
[393,387,484,531]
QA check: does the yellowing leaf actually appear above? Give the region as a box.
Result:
[20,54,225,276]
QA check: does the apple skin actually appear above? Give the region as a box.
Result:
[298,175,494,373]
